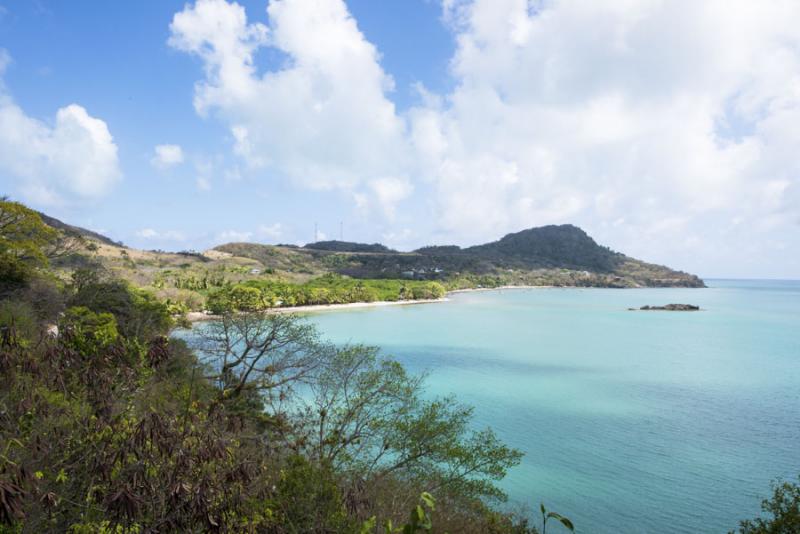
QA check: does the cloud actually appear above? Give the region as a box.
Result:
[151,144,184,169]
[406,0,800,272]
[381,227,413,249]
[215,229,253,243]
[191,156,218,191]
[0,49,121,206]
[368,177,412,219]
[136,228,187,241]
[168,1,800,275]
[169,0,411,217]
[258,222,283,239]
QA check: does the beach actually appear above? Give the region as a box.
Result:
[183,285,562,322]
[184,296,448,322]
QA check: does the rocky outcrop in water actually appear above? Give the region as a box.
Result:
[630,304,700,311]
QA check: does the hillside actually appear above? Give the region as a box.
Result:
[304,240,396,253]
[0,198,529,534]
[466,225,620,271]
[39,214,703,314]
[37,211,122,247]
[217,225,702,288]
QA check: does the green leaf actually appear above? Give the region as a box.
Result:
[56,468,68,484]
[546,511,575,531]
[360,516,376,534]
[414,504,425,523]
[420,492,436,511]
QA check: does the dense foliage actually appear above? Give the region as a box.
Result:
[27,210,702,320]
[2,199,780,533]
[0,200,58,295]
[465,225,621,272]
[213,229,705,288]
[206,275,446,314]
[0,199,539,533]
[730,477,800,534]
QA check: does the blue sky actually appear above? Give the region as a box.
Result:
[1,0,799,279]
[0,0,453,244]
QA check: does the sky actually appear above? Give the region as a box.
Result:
[0,0,799,279]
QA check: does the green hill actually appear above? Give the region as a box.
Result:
[466,224,620,271]
[304,240,396,253]
[35,212,704,315]
[216,225,704,288]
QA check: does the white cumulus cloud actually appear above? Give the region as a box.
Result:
[258,222,283,239]
[0,49,121,205]
[169,0,412,217]
[408,0,800,274]
[136,228,187,241]
[168,1,800,276]
[215,229,253,243]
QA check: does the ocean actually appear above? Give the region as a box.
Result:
[300,280,800,533]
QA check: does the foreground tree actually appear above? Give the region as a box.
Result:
[0,197,536,533]
[196,312,328,406]
[0,199,57,295]
[196,311,523,525]
[299,345,522,504]
[731,477,800,534]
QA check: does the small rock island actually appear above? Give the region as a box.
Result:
[630,304,701,311]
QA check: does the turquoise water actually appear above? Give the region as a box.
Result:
[300,280,800,533]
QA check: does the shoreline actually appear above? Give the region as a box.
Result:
[185,297,448,322]
[184,285,566,322]
[183,283,695,323]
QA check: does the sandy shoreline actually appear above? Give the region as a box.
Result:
[183,285,558,323]
[185,297,449,322]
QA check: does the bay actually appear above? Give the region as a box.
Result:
[299,280,800,533]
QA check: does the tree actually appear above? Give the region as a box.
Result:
[69,274,172,341]
[410,282,445,300]
[0,200,57,266]
[295,344,523,505]
[197,314,522,512]
[0,199,57,294]
[196,312,328,408]
[731,476,800,534]
[60,306,119,353]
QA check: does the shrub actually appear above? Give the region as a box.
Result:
[60,306,119,352]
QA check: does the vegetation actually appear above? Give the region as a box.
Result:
[305,241,396,254]
[0,198,790,533]
[219,227,704,288]
[730,477,800,534]
[0,198,542,532]
[206,276,446,314]
[28,210,702,320]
